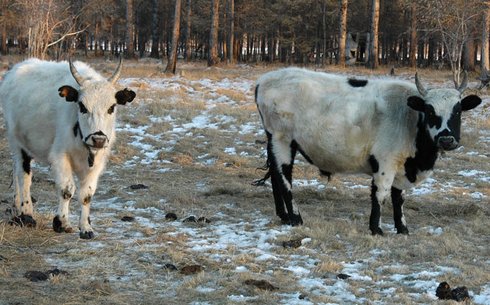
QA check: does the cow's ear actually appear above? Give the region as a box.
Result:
[115,88,136,105]
[461,95,482,111]
[58,86,78,102]
[407,96,426,112]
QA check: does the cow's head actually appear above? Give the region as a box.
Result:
[407,73,481,151]
[58,59,136,152]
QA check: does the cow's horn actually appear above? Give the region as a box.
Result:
[69,58,86,86]
[415,72,427,96]
[457,70,468,93]
[108,57,123,84]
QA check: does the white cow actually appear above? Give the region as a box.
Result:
[1,58,136,239]
[255,67,481,235]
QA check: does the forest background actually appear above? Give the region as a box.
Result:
[1,0,490,86]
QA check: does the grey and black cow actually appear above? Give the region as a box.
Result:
[255,67,481,235]
[0,58,136,239]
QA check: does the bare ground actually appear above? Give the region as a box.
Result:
[0,59,489,305]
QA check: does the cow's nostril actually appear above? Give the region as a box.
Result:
[92,136,107,148]
[438,136,457,150]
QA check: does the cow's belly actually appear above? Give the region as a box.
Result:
[11,118,56,164]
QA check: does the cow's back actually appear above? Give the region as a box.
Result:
[256,68,420,174]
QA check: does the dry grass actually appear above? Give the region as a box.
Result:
[0,60,489,304]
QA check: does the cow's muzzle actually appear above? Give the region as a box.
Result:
[437,136,458,151]
[85,132,108,150]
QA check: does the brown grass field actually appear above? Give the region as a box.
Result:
[0,58,488,305]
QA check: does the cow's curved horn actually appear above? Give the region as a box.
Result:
[415,72,427,96]
[69,58,86,86]
[107,57,123,84]
[457,71,468,93]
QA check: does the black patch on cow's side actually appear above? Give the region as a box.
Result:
[404,113,438,183]
[348,78,368,87]
[115,88,136,105]
[21,149,32,175]
[368,155,379,173]
[73,122,83,139]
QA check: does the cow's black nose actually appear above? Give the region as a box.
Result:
[438,136,457,150]
[91,136,107,149]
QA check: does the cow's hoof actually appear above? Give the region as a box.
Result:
[53,216,74,233]
[280,214,303,226]
[79,231,95,239]
[396,226,409,235]
[10,214,37,227]
[370,227,384,236]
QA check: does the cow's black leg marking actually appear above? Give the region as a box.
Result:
[391,187,409,235]
[369,180,383,235]
[21,149,32,175]
[282,140,302,226]
[266,131,288,222]
[266,132,303,226]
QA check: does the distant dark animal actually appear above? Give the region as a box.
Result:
[0,58,136,239]
[255,68,481,235]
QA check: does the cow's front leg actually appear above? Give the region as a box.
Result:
[391,187,409,234]
[369,157,396,235]
[77,170,102,239]
[52,156,76,233]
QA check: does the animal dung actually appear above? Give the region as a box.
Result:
[180,264,203,275]
[121,216,135,222]
[24,268,69,282]
[129,183,149,190]
[244,279,278,291]
[436,282,470,302]
[165,213,178,221]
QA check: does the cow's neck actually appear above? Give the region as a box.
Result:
[404,113,439,183]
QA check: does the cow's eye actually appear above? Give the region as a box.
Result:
[108,104,116,114]
[78,102,88,114]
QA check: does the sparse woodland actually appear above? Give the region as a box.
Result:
[0,0,489,77]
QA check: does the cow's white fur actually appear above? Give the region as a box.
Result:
[0,58,134,238]
[256,67,480,234]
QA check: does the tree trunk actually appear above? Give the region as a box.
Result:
[184,0,192,61]
[367,0,379,69]
[125,0,135,58]
[409,2,417,68]
[463,38,475,71]
[208,0,220,66]
[1,21,6,55]
[226,0,234,64]
[150,0,160,58]
[165,0,182,73]
[481,2,490,73]
[337,0,348,66]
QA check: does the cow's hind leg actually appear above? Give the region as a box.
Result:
[10,149,36,227]
[267,132,303,226]
[391,187,409,234]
